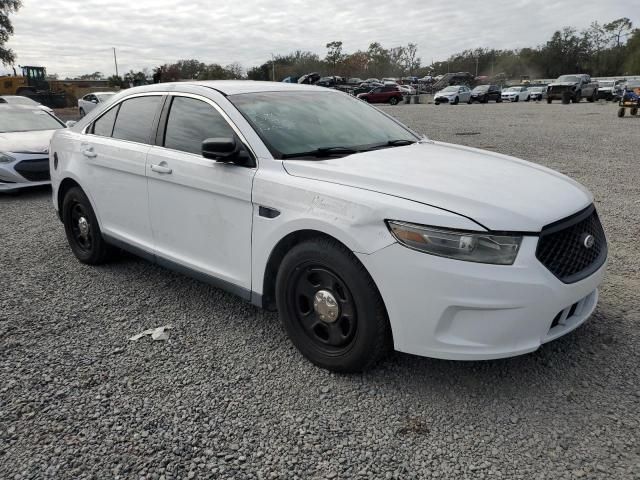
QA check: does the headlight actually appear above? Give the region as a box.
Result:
[387,221,522,265]
[0,152,15,163]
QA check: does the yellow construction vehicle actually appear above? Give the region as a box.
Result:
[0,66,66,108]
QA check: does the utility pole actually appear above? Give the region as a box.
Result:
[475,57,479,77]
[113,47,119,78]
[271,53,275,82]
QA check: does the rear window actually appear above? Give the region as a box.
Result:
[112,96,162,144]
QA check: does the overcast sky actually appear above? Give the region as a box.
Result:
[2,0,636,78]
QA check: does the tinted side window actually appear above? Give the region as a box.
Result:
[164,97,235,155]
[92,106,119,137]
[112,96,162,144]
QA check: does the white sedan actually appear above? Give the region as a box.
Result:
[0,104,65,192]
[434,85,472,104]
[77,92,116,117]
[501,86,530,102]
[50,82,606,371]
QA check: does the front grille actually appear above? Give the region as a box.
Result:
[14,158,50,182]
[536,205,607,283]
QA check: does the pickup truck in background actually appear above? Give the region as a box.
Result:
[547,74,599,103]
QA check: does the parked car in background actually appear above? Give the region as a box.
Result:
[315,76,342,88]
[434,85,472,105]
[398,85,416,95]
[78,92,116,117]
[0,95,54,114]
[50,81,607,372]
[470,85,502,103]
[347,78,364,85]
[546,74,598,103]
[0,104,65,192]
[501,86,530,102]
[528,86,547,101]
[357,85,404,105]
[597,80,618,101]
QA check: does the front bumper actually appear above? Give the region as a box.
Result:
[357,236,606,360]
[434,96,451,103]
[501,95,517,102]
[0,154,51,192]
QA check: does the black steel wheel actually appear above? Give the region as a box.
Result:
[389,96,399,105]
[62,187,113,264]
[275,237,391,372]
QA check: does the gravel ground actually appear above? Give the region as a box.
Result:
[2,100,639,479]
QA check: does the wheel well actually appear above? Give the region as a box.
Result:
[57,178,82,218]
[261,230,350,311]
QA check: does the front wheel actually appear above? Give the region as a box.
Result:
[618,107,625,117]
[453,96,459,105]
[62,187,113,264]
[547,97,552,104]
[275,238,391,372]
[514,96,519,102]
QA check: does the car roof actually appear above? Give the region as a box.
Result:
[121,80,331,96]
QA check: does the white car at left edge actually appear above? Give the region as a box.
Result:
[0,104,65,192]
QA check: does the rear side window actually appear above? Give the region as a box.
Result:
[92,106,119,137]
[163,97,235,155]
[112,96,162,144]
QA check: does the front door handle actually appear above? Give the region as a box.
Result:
[82,147,97,158]
[150,163,172,174]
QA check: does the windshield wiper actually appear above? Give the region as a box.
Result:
[364,139,417,151]
[281,146,360,159]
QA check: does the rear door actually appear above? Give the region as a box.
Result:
[146,94,256,293]
[81,94,163,252]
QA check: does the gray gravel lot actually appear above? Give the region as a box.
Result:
[2,101,639,479]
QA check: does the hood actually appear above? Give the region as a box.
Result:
[548,82,577,88]
[435,91,457,96]
[282,141,592,232]
[0,130,57,154]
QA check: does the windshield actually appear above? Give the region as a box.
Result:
[557,75,580,83]
[626,80,640,88]
[229,91,418,159]
[441,86,458,92]
[0,109,64,132]
[599,81,614,87]
[530,87,544,92]
[504,87,519,92]
[472,86,489,92]
[95,93,115,102]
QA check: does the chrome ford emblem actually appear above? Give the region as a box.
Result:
[582,234,595,249]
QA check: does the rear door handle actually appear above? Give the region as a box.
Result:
[150,163,172,174]
[82,147,97,158]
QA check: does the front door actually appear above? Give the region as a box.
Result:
[146,94,256,293]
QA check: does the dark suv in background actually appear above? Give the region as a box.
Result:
[470,85,502,103]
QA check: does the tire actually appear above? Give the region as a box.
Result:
[547,97,552,104]
[618,108,625,118]
[389,96,399,105]
[572,91,581,103]
[632,108,638,116]
[453,96,459,105]
[514,96,519,102]
[62,187,113,264]
[434,102,440,105]
[79,107,85,118]
[466,97,472,104]
[525,96,530,102]
[275,237,391,372]
[497,97,502,103]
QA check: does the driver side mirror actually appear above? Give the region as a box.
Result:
[202,137,253,166]
[91,98,99,104]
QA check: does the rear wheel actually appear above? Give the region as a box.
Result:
[618,107,625,117]
[631,107,638,116]
[547,97,552,104]
[275,238,391,372]
[389,96,399,105]
[62,187,113,264]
